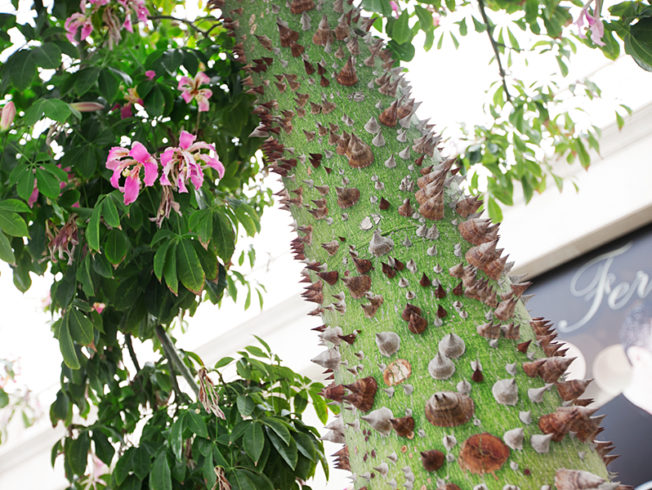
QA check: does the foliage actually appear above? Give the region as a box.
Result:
[363,0,642,219]
[0,358,40,444]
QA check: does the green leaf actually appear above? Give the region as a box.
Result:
[214,356,234,368]
[169,414,184,460]
[0,388,8,408]
[185,411,208,438]
[266,429,298,470]
[237,394,255,417]
[102,197,120,228]
[93,430,115,466]
[32,43,61,69]
[262,417,291,445]
[104,229,130,265]
[309,391,328,425]
[66,432,90,476]
[149,452,172,490]
[9,49,36,90]
[75,67,100,96]
[213,213,235,261]
[625,17,652,71]
[0,199,30,213]
[188,209,213,246]
[0,231,15,264]
[0,210,28,237]
[414,5,434,31]
[87,204,101,251]
[145,86,165,117]
[164,241,178,295]
[98,68,120,102]
[55,317,80,369]
[486,196,503,222]
[153,239,172,281]
[35,167,61,199]
[391,10,411,45]
[176,238,205,294]
[243,423,264,464]
[67,308,94,346]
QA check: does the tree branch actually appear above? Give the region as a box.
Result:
[124,334,141,372]
[149,15,210,37]
[477,0,512,103]
[154,325,199,397]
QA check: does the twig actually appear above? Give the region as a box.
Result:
[155,325,199,396]
[125,334,141,372]
[477,0,512,102]
[149,15,209,37]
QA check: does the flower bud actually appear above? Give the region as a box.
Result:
[70,101,105,112]
[1,101,16,131]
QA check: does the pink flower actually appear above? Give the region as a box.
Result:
[117,0,149,32]
[145,70,156,81]
[105,142,158,205]
[119,87,143,119]
[70,101,105,112]
[160,130,224,193]
[65,1,93,44]
[178,72,212,112]
[28,178,39,208]
[0,101,15,131]
[575,3,605,46]
[389,1,399,18]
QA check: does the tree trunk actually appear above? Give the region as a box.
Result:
[217,1,619,488]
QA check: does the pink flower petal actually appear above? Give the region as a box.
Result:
[181,92,193,104]
[28,179,39,208]
[178,77,192,90]
[123,174,141,205]
[145,70,156,80]
[142,160,158,186]
[123,16,133,33]
[160,148,175,166]
[110,168,123,189]
[179,130,196,149]
[81,21,93,40]
[205,157,225,179]
[120,104,133,119]
[129,141,151,163]
[196,71,210,85]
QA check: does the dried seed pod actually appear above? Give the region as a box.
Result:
[390,416,415,437]
[503,428,524,450]
[376,331,400,357]
[383,359,412,386]
[458,218,498,245]
[492,378,519,406]
[428,352,455,380]
[421,450,445,472]
[346,133,374,168]
[554,469,610,490]
[290,0,315,14]
[531,433,553,454]
[361,407,394,435]
[555,379,592,401]
[311,348,341,370]
[342,275,371,299]
[439,333,466,359]
[458,433,510,475]
[336,56,358,86]
[379,100,399,126]
[425,392,474,427]
[344,376,377,412]
[369,230,394,256]
[456,196,483,217]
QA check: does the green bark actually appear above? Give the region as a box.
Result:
[218,1,619,488]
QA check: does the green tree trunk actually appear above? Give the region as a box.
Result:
[217,1,621,488]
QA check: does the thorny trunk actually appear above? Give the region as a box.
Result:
[216,0,625,488]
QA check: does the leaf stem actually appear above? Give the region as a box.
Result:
[124,333,141,372]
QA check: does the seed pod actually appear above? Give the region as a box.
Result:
[458,433,510,475]
[376,331,400,357]
[344,376,378,412]
[361,407,394,435]
[421,450,445,472]
[383,359,412,386]
[439,333,466,359]
[503,428,524,450]
[425,392,474,427]
[390,415,415,437]
[492,378,519,406]
[428,351,455,380]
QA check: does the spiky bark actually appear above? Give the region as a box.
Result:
[217,1,623,488]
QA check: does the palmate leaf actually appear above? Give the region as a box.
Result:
[176,238,205,294]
